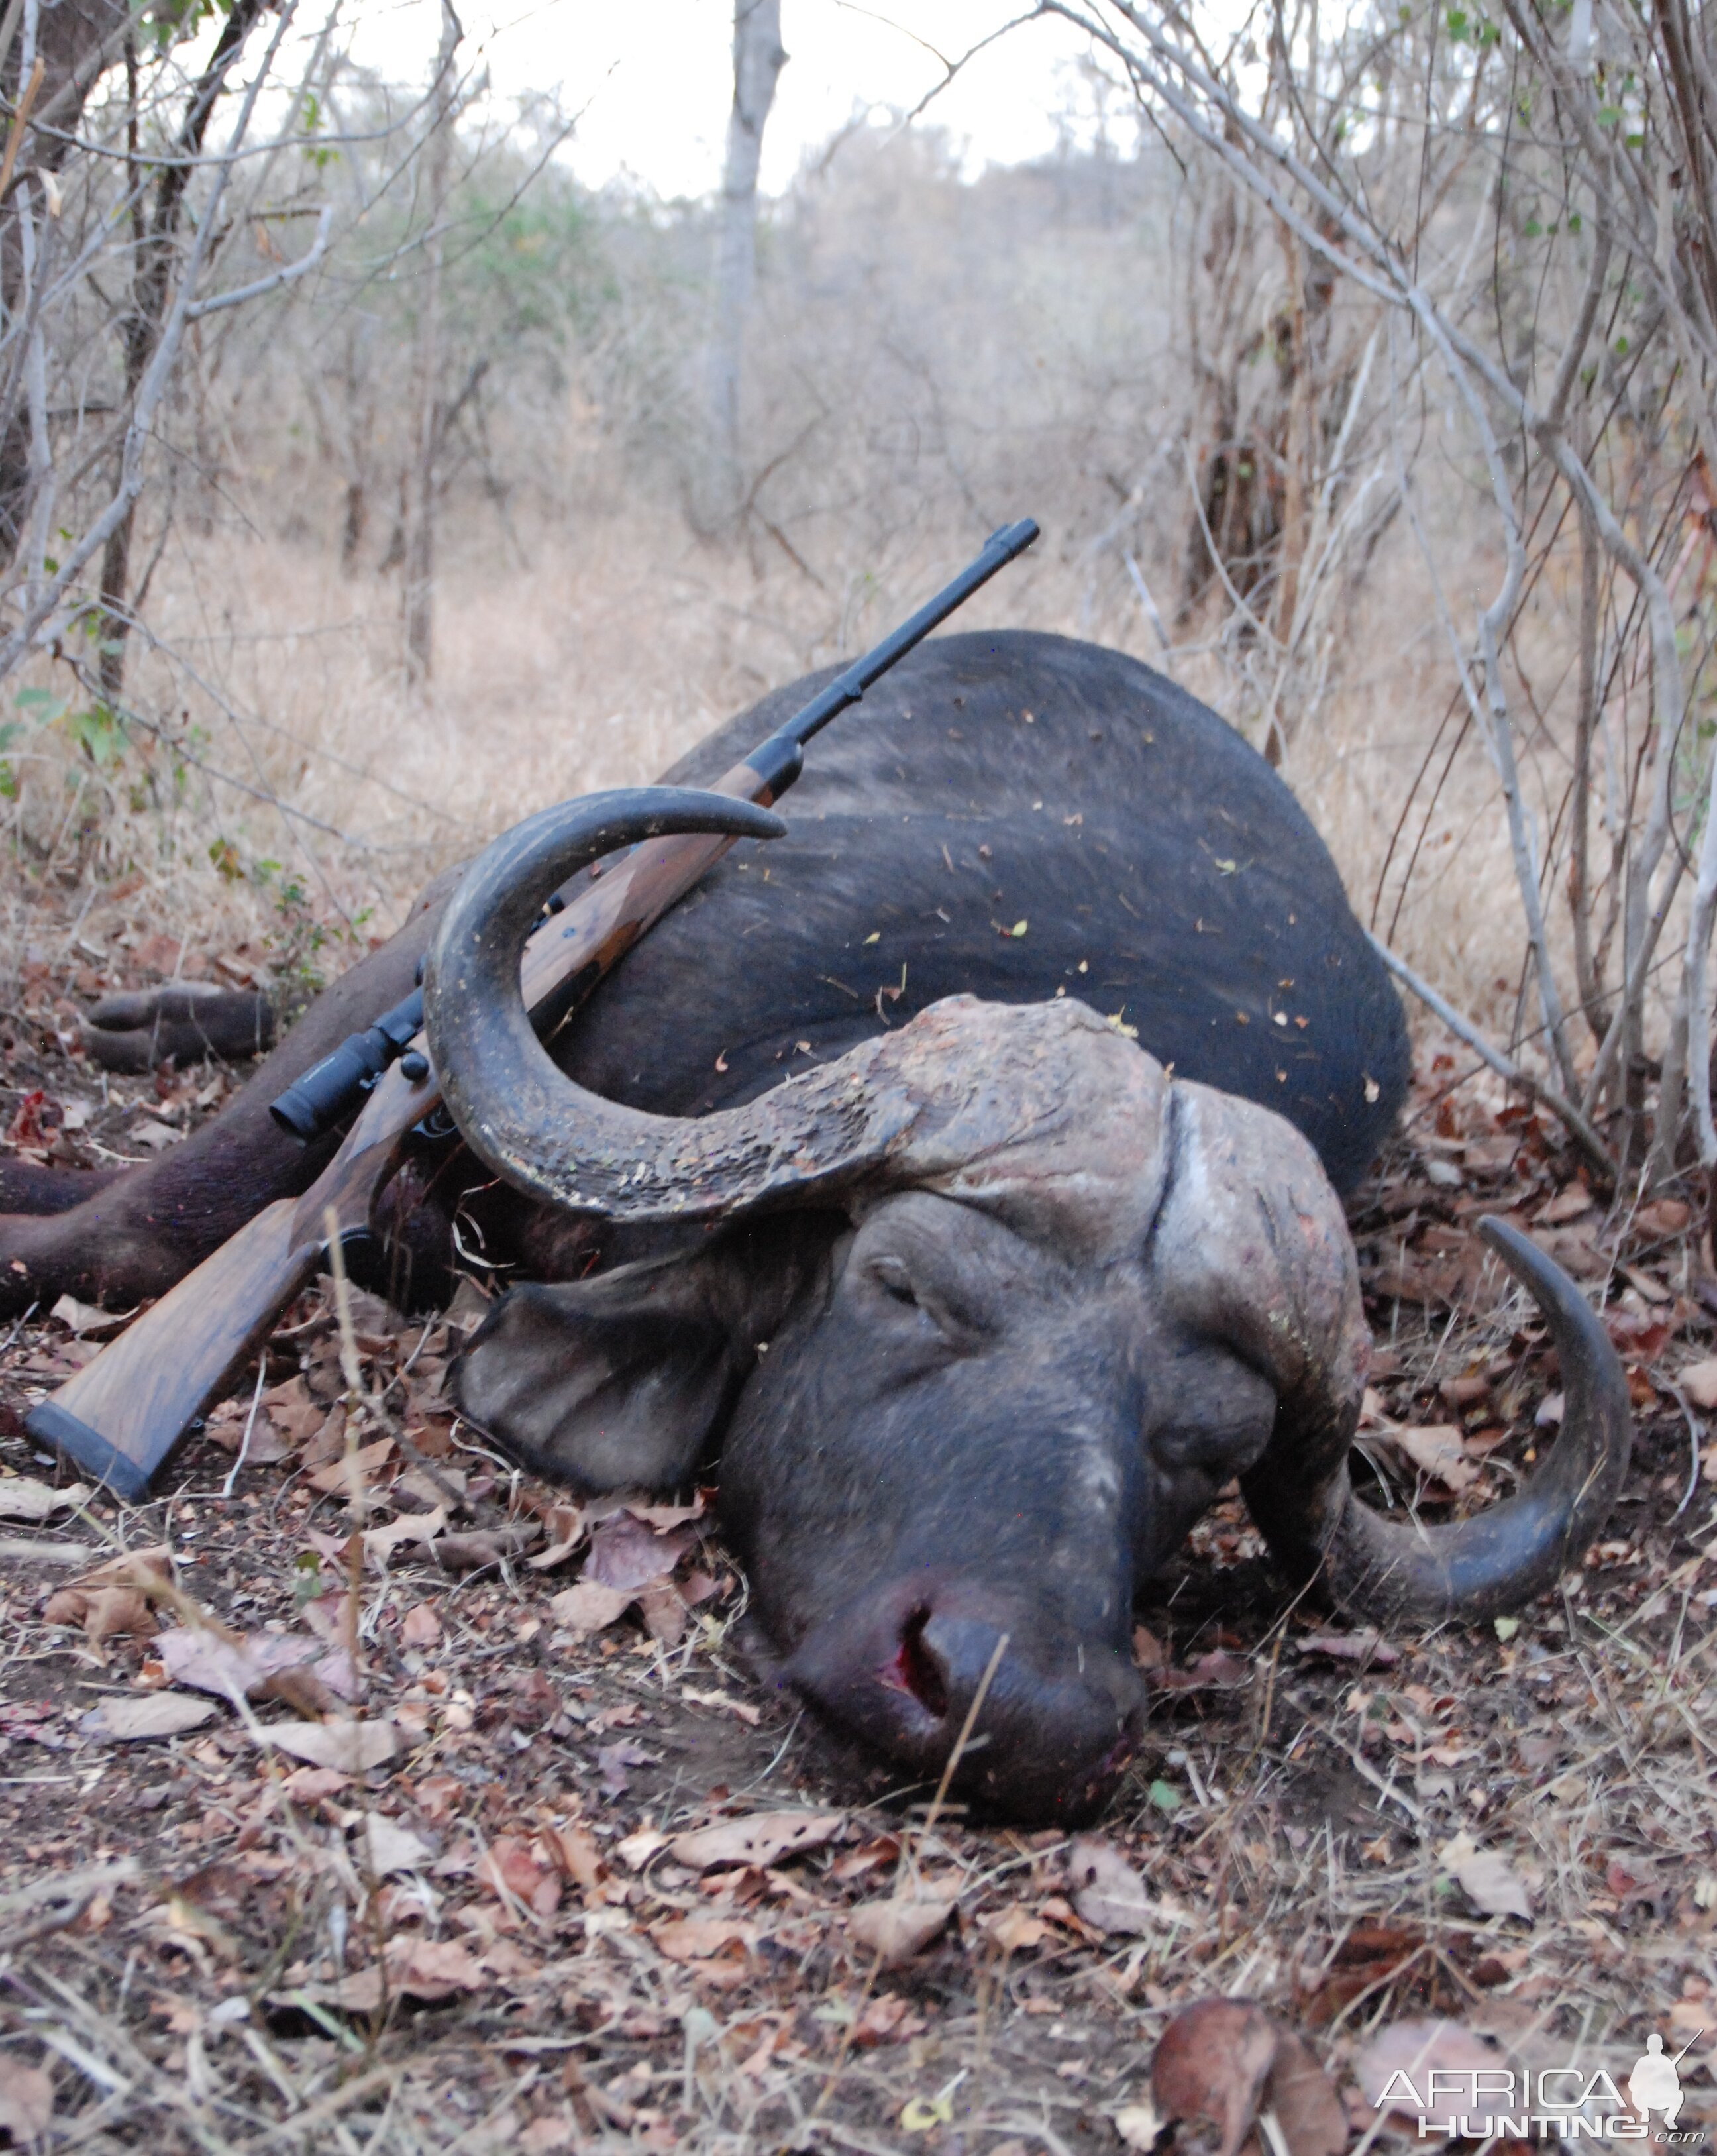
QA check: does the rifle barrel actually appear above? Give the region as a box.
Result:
[746,519,1038,798]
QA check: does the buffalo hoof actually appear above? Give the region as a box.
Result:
[782,1576,1147,1827]
[82,985,275,1071]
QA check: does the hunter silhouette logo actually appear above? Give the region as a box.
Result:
[1630,2035,1698,2131]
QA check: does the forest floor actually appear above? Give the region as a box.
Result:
[0,936,1714,2154]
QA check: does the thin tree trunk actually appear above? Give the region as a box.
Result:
[1569,490,1614,1046]
[704,0,785,512]
[402,0,459,686]
[96,0,265,702]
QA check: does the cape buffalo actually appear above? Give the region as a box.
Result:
[1,629,1630,1822]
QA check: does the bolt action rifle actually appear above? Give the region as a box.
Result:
[27,520,1040,1499]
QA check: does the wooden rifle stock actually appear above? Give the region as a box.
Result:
[27,516,1039,1497]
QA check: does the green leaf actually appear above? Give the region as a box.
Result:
[1524,217,1543,236]
[63,702,125,767]
[1149,1778,1183,1815]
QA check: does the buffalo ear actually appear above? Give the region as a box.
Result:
[450,1222,827,1493]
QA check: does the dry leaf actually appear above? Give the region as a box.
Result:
[651,1915,757,1962]
[680,1685,762,1723]
[1266,2032,1349,2156]
[400,1602,442,1648]
[541,1822,603,1890]
[204,1412,291,1464]
[1068,1835,1156,1935]
[68,1544,172,1591]
[1153,1998,1279,2156]
[478,1836,562,1919]
[1354,2019,1508,2117]
[0,2057,54,2143]
[0,1476,91,1523]
[388,1931,489,1992]
[1385,1423,1480,1491]
[584,1513,696,1591]
[624,1491,707,1529]
[981,1906,1053,1953]
[316,1935,488,2012]
[299,1589,352,1648]
[305,1436,395,1499]
[352,1816,433,1878]
[669,1809,843,1872]
[81,1693,217,1741]
[433,1523,541,1572]
[280,1765,348,1802]
[259,1376,325,1443]
[442,1276,494,1334]
[44,1582,156,1641]
[363,1505,446,1561]
[1442,1833,1532,1919]
[852,1994,919,2047]
[548,1580,632,1637]
[262,1720,407,1772]
[525,1503,587,1570]
[1294,1627,1399,1666]
[1535,1185,1594,1226]
[156,1625,321,1702]
[1680,1358,1717,1412]
[847,1896,953,1967]
[50,1292,134,1338]
[595,1739,654,1794]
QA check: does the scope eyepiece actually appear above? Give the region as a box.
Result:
[268,987,426,1143]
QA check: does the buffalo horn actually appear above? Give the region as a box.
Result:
[425,788,932,1222]
[1300,1217,1630,1620]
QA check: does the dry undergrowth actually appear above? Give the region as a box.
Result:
[0,948,1714,2152]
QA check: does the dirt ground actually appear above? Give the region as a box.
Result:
[0,948,1714,2153]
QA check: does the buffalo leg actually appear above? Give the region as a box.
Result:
[0,1162,129,1216]
[0,877,456,1316]
[81,984,276,1071]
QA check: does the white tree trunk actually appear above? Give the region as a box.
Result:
[705,0,785,502]
[403,0,460,685]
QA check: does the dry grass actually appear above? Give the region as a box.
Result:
[1,488,1563,1063]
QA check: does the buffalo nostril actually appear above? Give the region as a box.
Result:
[878,1605,949,1719]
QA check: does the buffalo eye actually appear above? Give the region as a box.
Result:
[868,1255,920,1308]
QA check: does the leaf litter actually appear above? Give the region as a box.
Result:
[0,1055,1714,2149]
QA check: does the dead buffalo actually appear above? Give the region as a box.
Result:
[1,629,1629,1821]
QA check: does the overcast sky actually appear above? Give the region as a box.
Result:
[344,1,1121,198]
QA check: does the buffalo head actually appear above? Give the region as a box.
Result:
[424,792,1631,1824]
